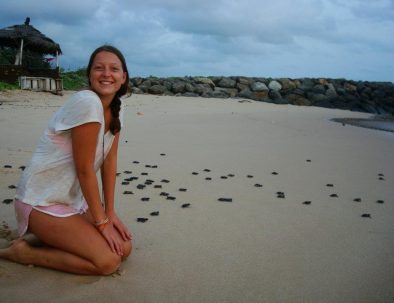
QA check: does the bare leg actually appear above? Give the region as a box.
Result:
[0,209,131,275]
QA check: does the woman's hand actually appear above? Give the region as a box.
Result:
[100,222,125,256]
[108,212,132,242]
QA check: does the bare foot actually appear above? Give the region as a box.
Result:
[0,239,32,264]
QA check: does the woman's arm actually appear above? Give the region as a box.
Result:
[71,122,105,223]
[71,122,124,255]
[101,132,132,241]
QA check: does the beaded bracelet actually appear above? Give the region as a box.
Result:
[95,217,109,227]
[95,217,110,232]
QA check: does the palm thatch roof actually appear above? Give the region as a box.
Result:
[0,18,62,56]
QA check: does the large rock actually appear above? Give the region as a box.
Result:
[237,88,253,99]
[148,85,166,95]
[194,83,213,96]
[286,94,311,106]
[194,77,215,89]
[172,81,186,94]
[214,87,238,97]
[279,78,297,92]
[268,80,282,91]
[251,90,269,101]
[236,82,249,91]
[312,84,326,94]
[251,81,269,92]
[218,77,236,88]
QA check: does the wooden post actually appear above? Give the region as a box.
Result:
[19,39,24,65]
[56,51,59,68]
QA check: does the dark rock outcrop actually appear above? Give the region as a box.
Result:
[129,76,394,115]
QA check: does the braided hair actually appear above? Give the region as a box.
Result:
[87,45,131,135]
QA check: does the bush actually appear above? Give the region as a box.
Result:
[0,81,19,91]
[61,68,88,90]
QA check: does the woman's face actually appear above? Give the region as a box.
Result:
[89,51,127,103]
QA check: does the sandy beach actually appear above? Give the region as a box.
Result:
[0,90,393,303]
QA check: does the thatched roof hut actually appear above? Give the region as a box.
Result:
[0,17,62,56]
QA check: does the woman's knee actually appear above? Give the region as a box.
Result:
[94,254,121,275]
[122,240,132,259]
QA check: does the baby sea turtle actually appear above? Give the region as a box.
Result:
[361,213,371,218]
[19,165,26,170]
[271,172,278,175]
[203,169,211,172]
[166,196,176,201]
[326,184,334,187]
[136,184,146,190]
[141,172,148,176]
[124,170,132,174]
[220,176,228,179]
[150,211,159,216]
[302,201,311,205]
[218,198,232,202]
[123,191,133,195]
[179,188,187,192]
[8,185,16,189]
[151,165,158,168]
[141,197,150,202]
[161,179,170,183]
[3,199,13,204]
[181,203,191,208]
[137,218,148,223]
[254,184,263,188]
[205,177,212,180]
[306,159,311,162]
[330,194,338,198]
[276,192,285,199]
[353,198,362,202]
[3,165,12,168]
[145,165,151,168]
[192,172,199,175]
[228,174,235,177]
[376,200,384,204]
[121,181,130,185]
[133,161,140,164]
[154,185,162,189]
[160,153,166,156]
[247,175,254,178]
[160,192,169,196]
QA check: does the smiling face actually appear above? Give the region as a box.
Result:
[88,51,127,104]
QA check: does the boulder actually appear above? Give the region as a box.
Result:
[194,77,215,89]
[237,88,253,99]
[238,77,254,86]
[172,81,186,94]
[251,90,269,101]
[214,87,238,97]
[312,84,326,94]
[251,81,269,92]
[268,80,282,91]
[299,78,315,91]
[194,83,213,96]
[132,87,144,94]
[218,77,236,88]
[279,79,297,91]
[269,90,288,104]
[185,82,196,93]
[286,94,311,106]
[344,82,357,92]
[148,85,166,95]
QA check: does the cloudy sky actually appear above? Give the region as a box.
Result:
[1,0,393,81]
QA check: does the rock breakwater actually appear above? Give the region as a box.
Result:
[130,76,394,115]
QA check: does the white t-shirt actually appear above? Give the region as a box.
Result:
[16,90,121,211]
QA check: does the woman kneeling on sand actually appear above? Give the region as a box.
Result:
[0,45,132,275]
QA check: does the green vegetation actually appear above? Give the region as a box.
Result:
[61,68,88,90]
[0,81,19,91]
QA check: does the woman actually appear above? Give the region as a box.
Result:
[0,45,132,275]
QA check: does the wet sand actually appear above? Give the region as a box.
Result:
[1,90,394,303]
